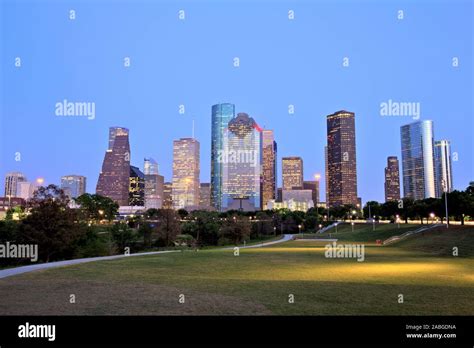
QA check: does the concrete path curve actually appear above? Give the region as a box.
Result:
[0,234,294,279]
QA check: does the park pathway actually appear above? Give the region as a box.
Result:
[0,234,293,279]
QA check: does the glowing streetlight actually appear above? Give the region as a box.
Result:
[298,224,302,236]
[351,221,354,232]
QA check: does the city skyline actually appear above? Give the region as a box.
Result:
[1,1,472,203]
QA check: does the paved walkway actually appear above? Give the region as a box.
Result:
[0,234,294,280]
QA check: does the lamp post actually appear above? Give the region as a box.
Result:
[298,224,302,237]
[273,226,276,237]
[351,221,354,232]
[429,212,435,224]
[372,216,375,231]
[396,214,400,229]
[335,222,338,233]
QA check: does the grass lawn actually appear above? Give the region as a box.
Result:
[0,225,472,315]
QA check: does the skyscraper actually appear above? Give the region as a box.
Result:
[221,113,262,211]
[163,182,173,209]
[261,129,277,209]
[144,158,164,210]
[282,157,303,191]
[400,120,436,200]
[434,140,453,198]
[210,103,235,211]
[61,175,86,198]
[172,138,200,210]
[326,110,358,207]
[384,156,400,202]
[303,180,320,207]
[199,183,211,210]
[4,172,27,197]
[96,127,131,206]
[129,165,145,206]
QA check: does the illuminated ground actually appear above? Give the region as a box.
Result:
[0,225,472,315]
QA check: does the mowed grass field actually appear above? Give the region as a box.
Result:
[0,224,473,315]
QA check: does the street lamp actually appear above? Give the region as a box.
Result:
[372,216,375,231]
[335,222,338,233]
[429,212,435,224]
[351,221,354,232]
[273,226,276,237]
[298,224,302,236]
[396,214,400,229]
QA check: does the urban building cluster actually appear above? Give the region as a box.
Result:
[1,105,455,217]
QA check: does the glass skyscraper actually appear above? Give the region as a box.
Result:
[129,165,145,206]
[434,140,453,198]
[144,158,164,209]
[61,175,86,198]
[400,120,436,200]
[221,113,262,211]
[210,103,235,211]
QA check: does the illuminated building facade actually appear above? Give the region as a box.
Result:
[261,129,277,209]
[144,158,164,209]
[4,172,27,197]
[61,175,86,198]
[96,127,131,206]
[129,165,145,206]
[282,157,303,191]
[211,103,235,211]
[172,138,200,210]
[222,113,262,211]
[400,120,436,200]
[326,110,358,207]
[384,156,400,202]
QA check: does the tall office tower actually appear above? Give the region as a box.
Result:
[163,182,173,209]
[129,166,145,206]
[199,183,211,210]
[434,140,453,198]
[4,172,27,197]
[303,180,320,207]
[96,127,131,206]
[261,129,277,209]
[400,120,436,200]
[384,156,400,202]
[144,158,164,210]
[221,113,262,211]
[282,157,303,191]
[172,138,200,210]
[325,146,329,205]
[210,103,235,211]
[326,110,358,207]
[61,175,86,198]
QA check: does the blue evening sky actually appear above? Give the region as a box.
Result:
[1,0,472,203]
